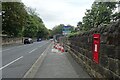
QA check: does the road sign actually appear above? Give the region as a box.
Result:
[62,26,71,35]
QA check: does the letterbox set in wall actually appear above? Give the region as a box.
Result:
[93,34,100,64]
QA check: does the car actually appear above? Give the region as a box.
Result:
[24,38,33,44]
[49,38,53,41]
[37,38,42,42]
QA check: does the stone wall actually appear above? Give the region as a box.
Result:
[63,20,120,79]
[2,37,23,45]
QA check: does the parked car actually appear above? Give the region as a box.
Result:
[49,38,53,41]
[37,38,42,42]
[24,38,33,44]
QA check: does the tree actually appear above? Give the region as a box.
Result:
[2,2,28,37]
[77,21,82,27]
[48,29,53,38]
[76,21,83,31]
[2,2,49,39]
[81,2,117,31]
[82,9,93,31]
[23,15,38,38]
[23,12,49,38]
[52,24,65,35]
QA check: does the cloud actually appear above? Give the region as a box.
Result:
[22,0,94,29]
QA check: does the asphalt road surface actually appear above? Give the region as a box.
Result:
[2,40,51,78]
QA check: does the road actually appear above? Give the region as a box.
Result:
[2,40,51,78]
[1,40,91,78]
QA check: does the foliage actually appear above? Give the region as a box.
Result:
[2,2,28,37]
[52,24,65,35]
[52,24,75,36]
[112,12,120,21]
[2,2,49,38]
[67,32,80,38]
[23,12,49,38]
[78,2,117,31]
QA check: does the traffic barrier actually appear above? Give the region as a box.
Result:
[53,43,64,53]
[60,46,64,53]
[58,44,61,51]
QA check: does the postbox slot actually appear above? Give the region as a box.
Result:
[94,38,98,41]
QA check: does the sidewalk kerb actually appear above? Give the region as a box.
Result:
[23,43,52,78]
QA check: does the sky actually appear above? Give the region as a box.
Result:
[22,0,95,29]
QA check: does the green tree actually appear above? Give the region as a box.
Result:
[52,24,65,35]
[23,7,49,38]
[82,2,117,31]
[2,2,28,37]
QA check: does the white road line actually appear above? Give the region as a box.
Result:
[28,48,37,53]
[17,45,23,48]
[2,46,23,52]
[38,42,49,48]
[0,56,23,70]
[2,44,31,52]
[1,48,11,52]
[2,41,50,52]
[28,42,50,54]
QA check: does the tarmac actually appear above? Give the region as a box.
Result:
[34,43,91,78]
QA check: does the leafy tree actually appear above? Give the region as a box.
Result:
[52,24,75,36]
[2,2,49,39]
[23,13,49,38]
[112,12,120,21]
[81,2,117,31]
[2,2,28,37]
[23,15,38,38]
[66,24,75,33]
[82,9,93,31]
[48,29,53,38]
[77,21,82,27]
[52,24,65,35]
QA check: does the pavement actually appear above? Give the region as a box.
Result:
[35,43,91,78]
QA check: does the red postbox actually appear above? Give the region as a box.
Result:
[93,34,100,64]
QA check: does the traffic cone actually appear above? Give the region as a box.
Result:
[57,44,61,50]
[61,46,64,52]
[54,44,57,49]
[54,45,56,49]
[56,44,59,50]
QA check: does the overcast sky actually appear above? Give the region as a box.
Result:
[22,0,95,29]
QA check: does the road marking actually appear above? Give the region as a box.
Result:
[38,43,47,48]
[1,49,11,52]
[38,42,49,48]
[2,41,50,52]
[23,43,52,78]
[2,45,24,52]
[28,48,37,53]
[2,44,32,52]
[17,46,23,48]
[0,56,23,70]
